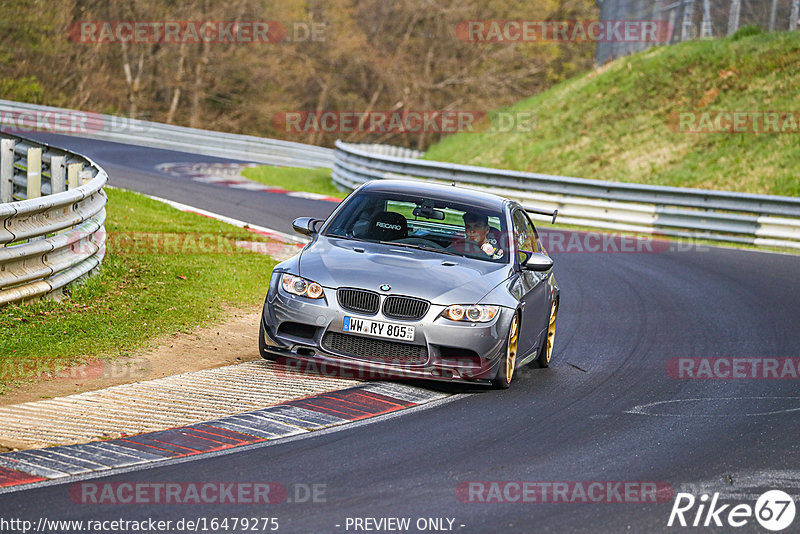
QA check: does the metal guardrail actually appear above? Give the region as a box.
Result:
[0,99,334,169]
[3,98,798,251]
[596,0,800,66]
[0,134,107,306]
[332,141,800,250]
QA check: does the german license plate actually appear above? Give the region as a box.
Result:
[342,316,415,341]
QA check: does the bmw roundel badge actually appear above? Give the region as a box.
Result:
[379,284,391,292]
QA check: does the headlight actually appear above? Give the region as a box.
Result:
[441,305,499,323]
[281,274,324,299]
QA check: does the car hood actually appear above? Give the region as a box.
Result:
[298,237,512,304]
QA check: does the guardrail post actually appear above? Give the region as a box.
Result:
[0,139,13,203]
[50,156,66,194]
[770,0,779,31]
[700,0,712,37]
[27,147,42,199]
[67,163,81,190]
[727,0,741,36]
[681,0,695,41]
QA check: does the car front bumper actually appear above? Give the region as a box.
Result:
[261,282,513,384]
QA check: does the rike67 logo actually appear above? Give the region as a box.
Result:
[668,490,796,531]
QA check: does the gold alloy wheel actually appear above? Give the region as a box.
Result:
[545,302,557,364]
[506,314,519,383]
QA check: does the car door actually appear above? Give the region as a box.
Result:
[512,208,548,356]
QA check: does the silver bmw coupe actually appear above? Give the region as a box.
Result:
[259,180,559,388]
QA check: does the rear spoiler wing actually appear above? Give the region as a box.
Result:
[527,207,558,224]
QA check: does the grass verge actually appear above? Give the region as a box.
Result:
[241,165,344,199]
[424,30,800,197]
[0,188,278,394]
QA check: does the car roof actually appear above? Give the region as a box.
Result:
[357,179,509,211]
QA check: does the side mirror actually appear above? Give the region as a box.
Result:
[292,217,322,236]
[520,251,553,272]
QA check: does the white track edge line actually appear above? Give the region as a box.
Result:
[105,185,309,244]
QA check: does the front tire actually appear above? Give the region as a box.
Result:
[492,313,519,389]
[534,300,558,368]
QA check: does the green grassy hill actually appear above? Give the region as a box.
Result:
[424,30,800,197]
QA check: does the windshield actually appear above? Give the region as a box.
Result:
[323,191,509,263]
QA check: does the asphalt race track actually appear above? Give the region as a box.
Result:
[28,132,337,234]
[2,133,800,533]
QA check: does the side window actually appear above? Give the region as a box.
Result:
[512,210,535,263]
[523,213,540,253]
